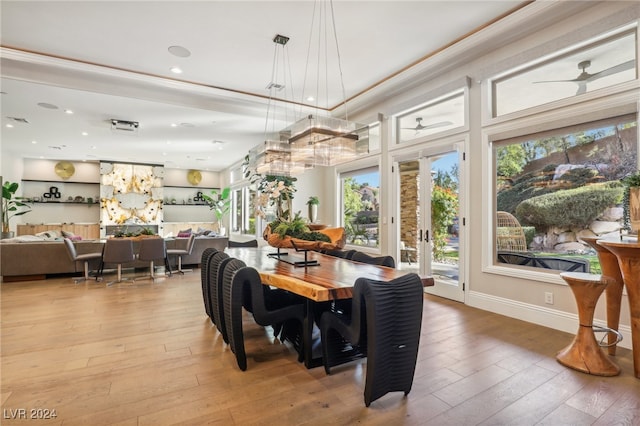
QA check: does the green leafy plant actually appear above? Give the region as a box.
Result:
[203,187,231,223]
[306,196,319,206]
[2,180,31,234]
[269,213,330,242]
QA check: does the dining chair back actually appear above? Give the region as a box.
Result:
[228,239,258,248]
[321,248,356,259]
[200,247,219,318]
[351,251,396,268]
[320,273,423,406]
[101,238,136,285]
[208,251,230,337]
[63,238,103,284]
[222,259,305,371]
[137,237,168,281]
[166,233,196,274]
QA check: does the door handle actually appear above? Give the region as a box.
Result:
[425,229,430,242]
[419,229,423,242]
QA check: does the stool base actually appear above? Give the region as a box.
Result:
[556,325,620,376]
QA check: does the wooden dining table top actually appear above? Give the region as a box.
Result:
[226,246,434,302]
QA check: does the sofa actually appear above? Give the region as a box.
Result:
[0,236,228,281]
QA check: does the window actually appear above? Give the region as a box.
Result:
[395,91,465,144]
[231,186,257,235]
[340,166,380,248]
[492,29,636,117]
[493,114,638,273]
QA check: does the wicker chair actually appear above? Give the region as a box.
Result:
[200,248,219,318]
[222,259,305,371]
[320,273,424,406]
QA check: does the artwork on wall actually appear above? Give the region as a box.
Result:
[100,162,164,234]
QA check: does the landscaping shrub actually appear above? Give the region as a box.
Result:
[515,183,623,229]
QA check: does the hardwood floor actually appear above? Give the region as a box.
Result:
[1,271,639,425]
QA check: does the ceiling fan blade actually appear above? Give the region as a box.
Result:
[575,82,587,96]
[533,78,578,84]
[586,59,635,82]
[418,121,453,130]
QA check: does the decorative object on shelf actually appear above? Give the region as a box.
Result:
[621,170,640,232]
[202,187,231,235]
[54,161,75,180]
[43,186,61,200]
[193,191,205,203]
[187,169,202,185]
[1,180,32,238]
[307,196,319,223]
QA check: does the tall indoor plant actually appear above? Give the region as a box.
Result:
[203,187,231,235]
[307,196,319,223]
[1,180,31,238]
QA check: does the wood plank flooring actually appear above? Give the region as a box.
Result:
[1,271,639,425]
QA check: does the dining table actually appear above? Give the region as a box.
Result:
[597,237,640,379]
[226,246,434,368]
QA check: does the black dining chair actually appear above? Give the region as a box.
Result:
[350,251,396,268]
[200,247,219,318]
[228,239,258,248]
[222,258,305,371]
[321,248,356,259]
[208,251,231,336]
[320,273,424,406]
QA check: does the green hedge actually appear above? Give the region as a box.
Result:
[515,182,623,229]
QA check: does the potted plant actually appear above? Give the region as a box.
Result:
[203,187,231,235]
[306,196,319,223]
[1,180,31,239]
[621,171,640,232]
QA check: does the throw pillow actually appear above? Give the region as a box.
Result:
[177,228,192,238]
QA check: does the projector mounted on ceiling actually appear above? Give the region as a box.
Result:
[110,119,139,132]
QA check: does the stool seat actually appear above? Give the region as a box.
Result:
[556,272,620,376]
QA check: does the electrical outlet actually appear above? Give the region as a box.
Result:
[544,292,554,305]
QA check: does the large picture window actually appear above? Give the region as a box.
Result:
[493,114,637,273]
[340,166,380,248]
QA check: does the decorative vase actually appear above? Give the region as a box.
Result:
[218,225,226,236]
[1,231,14,239]
[308,204,318,223]
[630,187,640,232]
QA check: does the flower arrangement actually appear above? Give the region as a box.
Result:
[621,170,640,232]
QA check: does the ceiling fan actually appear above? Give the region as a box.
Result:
[402,117,453,133]
[533,59,635,95]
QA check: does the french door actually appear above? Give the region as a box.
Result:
[395,142,465,302]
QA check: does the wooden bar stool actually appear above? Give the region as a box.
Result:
[556,272,620,376]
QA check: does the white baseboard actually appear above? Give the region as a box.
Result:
[466,290,632,350]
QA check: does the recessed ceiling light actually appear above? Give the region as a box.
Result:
[170,123,177,127]
[5,124,13,128]
[37,102,59,109]
[31,140,37,144]
[306,96,315,102]
[170,66,183,74]
[81,132,88,136]
[64,109,73,114]
[168,45,191,58]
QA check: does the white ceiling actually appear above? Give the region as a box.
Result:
[0,1,528,172]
